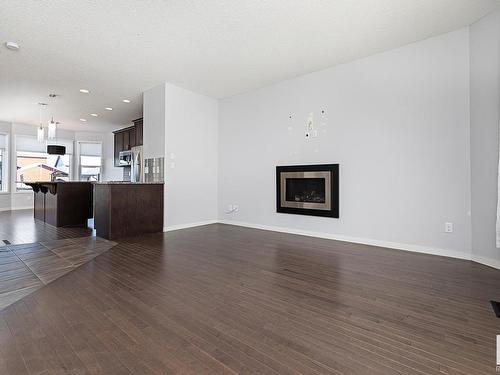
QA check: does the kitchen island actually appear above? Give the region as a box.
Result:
[25,182,93,227]
[93,182,164,240]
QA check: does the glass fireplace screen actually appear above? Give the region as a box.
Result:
[285,178,326,203]
[280,171,331,210]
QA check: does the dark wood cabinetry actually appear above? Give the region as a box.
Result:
[123,130,130,151]
[114,131,124,167]
[128,127,136,149]
[26,182,93,227]
[113,117,143,167]
[94,183,163,240]
[134,118,143,146]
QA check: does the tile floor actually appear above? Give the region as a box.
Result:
[0,236,117,310]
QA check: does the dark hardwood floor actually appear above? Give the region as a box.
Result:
[0,209,93,245]
[1,223,499,374]
[0,237,117,311]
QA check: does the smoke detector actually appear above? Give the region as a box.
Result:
[5,41,20,51]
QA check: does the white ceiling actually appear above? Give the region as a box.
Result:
[0,0,498,132]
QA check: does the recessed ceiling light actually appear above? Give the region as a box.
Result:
[105,107,113,111]
[122,99,131,103]
[80,118,87,122]
[90,113,98,117]
[79,89,90,94]
[4,41,20,51]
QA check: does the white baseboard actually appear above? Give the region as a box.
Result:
[1,208,497,270]
[471,255,500,270]
[218,219,472,261]
[163,219,219,232]
[0,206,32,212]
[11,206,33,211]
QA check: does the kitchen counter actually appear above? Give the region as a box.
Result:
[93,182,163,240]
[25,182,93,227]
[93,181,164,185]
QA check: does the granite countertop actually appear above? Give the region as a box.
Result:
[24,181,93,184]
[25,181,163,185]
[93,181,164,185]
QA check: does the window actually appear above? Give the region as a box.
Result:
[78,142,102,182]
[80,155,101,181]
[16,152,71,191]
[0,149,4,192]
[0,134,8,192]
[15,136,73,191]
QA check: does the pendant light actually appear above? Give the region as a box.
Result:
[37,124,45,142]
[48,116,57,139]
[37,103,46,142]
[47,144,66,155]
[42,94,65,154]
[47,94,59,140]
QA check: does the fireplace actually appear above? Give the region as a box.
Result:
[276,164,339,218]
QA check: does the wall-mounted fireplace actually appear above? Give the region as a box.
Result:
[276,164,339,218]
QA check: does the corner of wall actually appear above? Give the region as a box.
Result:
[469,7,500,270]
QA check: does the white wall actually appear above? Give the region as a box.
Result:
[164,83,218,229]
[143,84,166,160]
[470,9,500,269]
[218,28,472,259]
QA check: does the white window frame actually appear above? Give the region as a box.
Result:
[76,141,102,182]
[0,132,9,194]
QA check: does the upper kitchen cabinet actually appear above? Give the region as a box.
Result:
[123,129,131,151]
[113,117,143,166]
[133,118,143,146]
[114,131,124,167]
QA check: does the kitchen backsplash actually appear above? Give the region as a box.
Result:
[144,157,164,183]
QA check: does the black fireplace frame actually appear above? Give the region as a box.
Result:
[276,164,339,218]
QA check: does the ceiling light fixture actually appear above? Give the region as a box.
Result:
[4,41,20,51]
[37,103,47,143]
[90,113,98,117]
[79,89,90,94]
[122,99,131,103]
[105,107,113,111]
[80,118,87,122]
[37,125,45,143]
[47,94,59,140]
[48,117,57,139]
[45,94,64,154]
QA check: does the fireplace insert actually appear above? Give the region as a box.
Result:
[276,164,339,218]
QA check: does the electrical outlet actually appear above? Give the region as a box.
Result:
[445,222,454,233]
[226,204,239,214]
